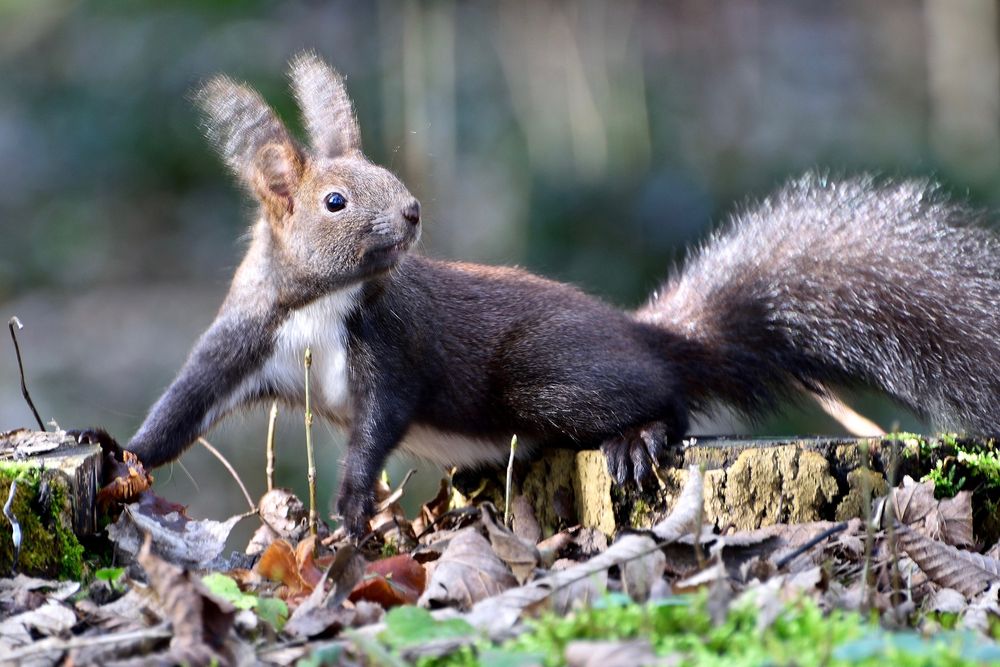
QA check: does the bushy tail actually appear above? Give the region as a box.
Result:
[636,174,1000,432]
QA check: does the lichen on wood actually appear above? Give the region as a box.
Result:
[454,435,1000,544]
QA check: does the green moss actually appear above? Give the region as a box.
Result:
[365,593,1000,667]
[628,497,652,527]
[0,462,85,579]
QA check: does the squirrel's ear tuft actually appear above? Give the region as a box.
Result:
[289,51,362,158]
[195,75,303,219]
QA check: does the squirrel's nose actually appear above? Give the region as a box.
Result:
[402,199,421,226]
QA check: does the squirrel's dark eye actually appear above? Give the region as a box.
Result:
[324,192,347,212]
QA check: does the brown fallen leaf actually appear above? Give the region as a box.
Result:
[246,488,315,556]
[621,536,666,603]
[510,495,542,545]
[137,534,237,666]
[891,477,936,526]
[886,478,974,549]
[929,491,974,549]
[481,505,540,584]
[896,524,1000,598]
[349,554,427,608]
[411,477,453,537]
[461,466,704,637]
[256,538,321,597]
[283,544,368,638]
[418,528,518,610]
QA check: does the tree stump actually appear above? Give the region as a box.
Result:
[0,430,103,578]
[453,435,968,539]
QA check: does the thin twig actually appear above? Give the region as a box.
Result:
[266,400,279,492]
[8,317,44,431]
[375,468,418,513]
[198,437,255,512]
[774,521,849,569]
[504,434,518,526]
[2,625,173,661]
[304,348,317,538]
[692,464,706,570]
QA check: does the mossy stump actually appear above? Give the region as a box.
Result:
[453,435,996,542]
[0,430,103,578]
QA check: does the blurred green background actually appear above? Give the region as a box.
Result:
[1,0,999,534]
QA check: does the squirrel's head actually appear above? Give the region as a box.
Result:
[196,52,420,297]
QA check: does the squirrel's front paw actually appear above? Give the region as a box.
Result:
[336,484,375,539]
[601,422,670,486]
[67,427,121,453]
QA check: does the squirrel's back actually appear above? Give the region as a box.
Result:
[637,174,1000,431]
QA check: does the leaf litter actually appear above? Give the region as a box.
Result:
[4,439,1000,665]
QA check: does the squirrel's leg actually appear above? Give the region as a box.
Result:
[127,312,275,468]
[336,388,413,538]
[600,401,689,485]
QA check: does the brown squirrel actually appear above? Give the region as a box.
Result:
[94,53,1000,536]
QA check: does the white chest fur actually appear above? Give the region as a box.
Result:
[260,287,360,414]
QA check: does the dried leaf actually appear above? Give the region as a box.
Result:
[418,529,518,610]
[257,539,313,595]
[891,477,936,526]
[295,536,326,591]
[0,575,80,602]
[934,491,974,549]
[283,545,367,638]
[481,505,540,584]
[412,478,452,537]
[621,535,666,603]
[137,534,236,665]
[675,560,728,593]
[461,466,704,637]
[246,488,311,556]
[349,555,427,608]
[537,530,575,568]
[0,600,76,653]
[897,524,1000,598]
[510,495,542,544]
[960,582,1000,633]
[550,558,608,614]
[0,429,73,459]
[371,471,418,546]
[106,492,243,569]
[926,588,967,615]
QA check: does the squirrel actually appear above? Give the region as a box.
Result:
[102,53,1000,537]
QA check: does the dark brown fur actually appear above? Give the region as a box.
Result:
[112,55,1000,536]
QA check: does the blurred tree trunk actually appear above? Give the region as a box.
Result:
[925,0,1000,182]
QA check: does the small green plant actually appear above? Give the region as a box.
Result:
[922,459,967,497]
[371,593,1000,667]
[94,566,127,593]
[201,573,288,631]
[957,450,1000,489]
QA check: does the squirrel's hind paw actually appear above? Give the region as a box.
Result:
[601,422,671,486]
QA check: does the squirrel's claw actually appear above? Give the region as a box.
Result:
[601,422,669,486]
[336,483,376,540]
